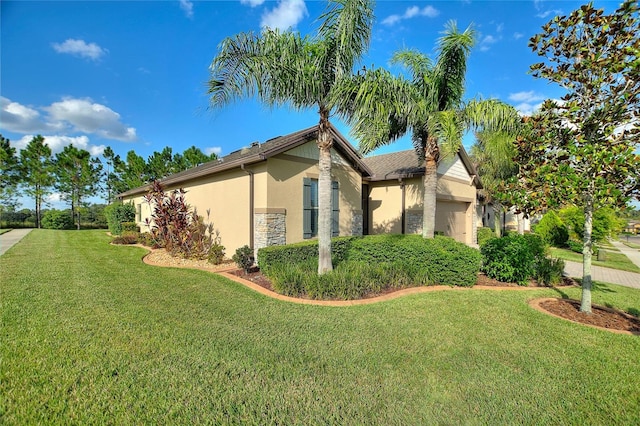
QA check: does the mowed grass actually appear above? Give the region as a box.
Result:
[549,246,640,273]
[2,231,640,425]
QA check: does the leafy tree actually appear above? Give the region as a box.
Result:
[505,1,640,313]
[147,146,175,180]
[54,144,103,230]
[181,145,217,170]
[0,134,21,217]
[19,135,54,228]
[114,150,148,195]
[559,206,624,244]
[208,0,374,274]
[334,22,519,238]
[535,210,569,247]
[102,146,124,203]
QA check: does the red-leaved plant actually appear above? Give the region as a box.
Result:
[144,180,224,262]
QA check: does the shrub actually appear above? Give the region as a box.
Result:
[138,232,160,248]
[41,210,74,230]
[104,202,136,235]
[535,257,565,286]
[567,239,599,256]
[257,236,356,271]
[477,227,496,246]
[111,231,139,245]
[534,210,569,247]
[121,222,139,233]
[259,234,481,299]
[232,245,254,272]
[208,243,226,265]
[481,233,547,285]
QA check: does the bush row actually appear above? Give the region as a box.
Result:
[257,235,481,299]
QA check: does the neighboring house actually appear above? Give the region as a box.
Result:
[624,221,640,235]
[118,124,482,255]
[476,202,531,234]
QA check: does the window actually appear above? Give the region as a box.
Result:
[303,178,339,239]
[136,203,142,222]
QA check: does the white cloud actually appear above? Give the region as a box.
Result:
[513,32,524,40]
[241,0,266,6]
[205,146,222,156]
[514,102,544,116]
[382,5,439,26]
[261,0,307,30]
[479,35,500,52]
[2,97,46,133]
[52,39,107,61]
[13,134,104,156]
[496,23,504,33]
[1,96,137,142]
[45,98,136,141]
[508,91,546,103]
[536,9,562,19]
[179,0,194,18]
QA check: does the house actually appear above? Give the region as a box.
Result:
[624,221,640,235]
[118,124,482,255]
[361,150,480,245]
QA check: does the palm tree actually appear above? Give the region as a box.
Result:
[334,21,519,238]
[471,129,520,237]
[207,0,374,274]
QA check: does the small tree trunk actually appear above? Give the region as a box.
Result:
[317,115,333,275]
[580,193,594,314]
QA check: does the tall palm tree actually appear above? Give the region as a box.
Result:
[208,0,374,274]
[334,21,519,238]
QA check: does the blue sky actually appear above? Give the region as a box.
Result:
[0,0,628,208]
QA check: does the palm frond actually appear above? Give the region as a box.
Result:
[463,98,521,134]
[432,21,475,111]
[319,0,374,80]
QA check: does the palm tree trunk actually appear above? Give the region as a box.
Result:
[493,204,502,238]
[580,193,594,314]
[317,113,333,274]
[422,137,439,239]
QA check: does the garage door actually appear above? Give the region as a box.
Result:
[435,201,468,243]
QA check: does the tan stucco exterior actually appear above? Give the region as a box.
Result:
[123,141,363,255]
[366,155,478,245]
[119,126,480,255]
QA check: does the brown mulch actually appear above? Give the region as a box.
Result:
[143,248,639,334]
[536,298,640,335]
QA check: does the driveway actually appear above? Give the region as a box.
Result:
[0,229,33,256]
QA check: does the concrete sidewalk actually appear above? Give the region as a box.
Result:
[564,259,640,290]
[610,239,640,269]
[0,229,32,256]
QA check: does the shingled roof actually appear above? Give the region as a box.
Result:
[117,123,372,198]
[362,148,481,188]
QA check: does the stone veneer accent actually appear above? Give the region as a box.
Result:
[406,210,423,235]
[254,209,286,256]
[351,210,363,236]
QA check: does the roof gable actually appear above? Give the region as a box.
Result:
[362,148,482,188]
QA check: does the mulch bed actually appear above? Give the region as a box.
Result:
[538,298,640,334]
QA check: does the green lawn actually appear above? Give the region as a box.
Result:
[549,246,640,273]
[0,228,12,235]
[621,240,640,250]
[2,230,640,424]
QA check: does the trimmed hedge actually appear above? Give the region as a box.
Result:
[104,202,136,235]
[258,235,481,299]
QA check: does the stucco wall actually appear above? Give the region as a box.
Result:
[366,155,477,245]
[267,142,362,244]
